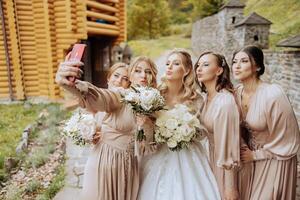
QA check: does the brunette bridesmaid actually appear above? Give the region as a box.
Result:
[232,45,300,200]
[195,52,240,200]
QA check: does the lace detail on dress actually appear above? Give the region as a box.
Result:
[241,120,263,151]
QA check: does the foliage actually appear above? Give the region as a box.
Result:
[244,0,300,48]
[25,178,42,194]
[128,0,171,39]
[168,0,193,24]
[0,103,46,181]
[36,164,66,200]
[188,0,224,21]
[4,184,24,200]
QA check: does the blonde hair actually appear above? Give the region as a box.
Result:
[107,62,128,80]
[159,48,198,103]
[128,56,158,88]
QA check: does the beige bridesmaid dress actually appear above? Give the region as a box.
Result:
[236,83,300,200]
[201,90,240,198]
[64,81,139,200]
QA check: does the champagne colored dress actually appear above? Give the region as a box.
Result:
[201,90,240,198]
[64,81,140,200]
[236,83,300,200]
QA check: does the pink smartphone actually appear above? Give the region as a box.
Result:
[68,44,86,82]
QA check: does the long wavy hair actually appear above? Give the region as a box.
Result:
[159,49,198,103]
[128,56,158,88]
[194,51,234,93]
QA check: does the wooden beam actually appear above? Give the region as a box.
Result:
[87,27,119,36]
[86,0,118,13]
[86,10,118,22]
[87,21,118,30]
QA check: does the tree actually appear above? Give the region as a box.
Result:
[189,0,224,20]
[128,0,171,39]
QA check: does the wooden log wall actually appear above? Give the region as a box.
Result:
[0,0,126,100]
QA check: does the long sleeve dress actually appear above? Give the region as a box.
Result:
[201,90,240,198]
[236,82,300,200]
[63,81,140,200]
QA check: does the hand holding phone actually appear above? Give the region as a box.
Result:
[67,44,86,82]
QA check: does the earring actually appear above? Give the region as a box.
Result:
[256,68,261,72]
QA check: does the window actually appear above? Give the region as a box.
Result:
[232,17,236,24]
[254,35,259,41]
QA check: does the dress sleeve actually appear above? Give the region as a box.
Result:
[61,80,122,113]
[213,96,240,170]
[259,84,300,160]
[213,94,240,191]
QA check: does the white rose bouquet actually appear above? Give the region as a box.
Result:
[121,86,165,141]
[62,109,97,146]
[154,104,203,151]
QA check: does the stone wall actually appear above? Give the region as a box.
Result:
[244,25,270,49]
[191,14,220,55]
[263,50,300,124]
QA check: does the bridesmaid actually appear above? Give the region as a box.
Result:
[93,62,131,144]
[232,45,300,200]
[55,56,157,200]
[195,52,240,200]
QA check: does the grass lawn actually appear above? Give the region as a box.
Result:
[128,34,191,59]
[0,103,47,180]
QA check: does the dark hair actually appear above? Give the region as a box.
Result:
[232,45,265,78]
[194,51,234,93]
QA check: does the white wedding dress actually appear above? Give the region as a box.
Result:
[138,138,221,200]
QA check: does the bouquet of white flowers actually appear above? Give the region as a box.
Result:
[62,109,97,146]
[154,104,203,151]
[121,86,165,141]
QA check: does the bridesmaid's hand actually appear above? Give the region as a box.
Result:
[136,115,154,128]
[224,189,239,200]
[55,60,83,86]
[240,146,254,163]
[92,131,101,145]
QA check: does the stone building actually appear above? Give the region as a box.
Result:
[192,0,271,59]
[192,0,300,124]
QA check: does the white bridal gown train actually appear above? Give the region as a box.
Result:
[138,138,221,200]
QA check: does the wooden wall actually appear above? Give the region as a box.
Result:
[0,0,126,100]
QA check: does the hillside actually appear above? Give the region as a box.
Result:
[244,0,300,47]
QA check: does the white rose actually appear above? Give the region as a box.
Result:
[141,102,153,111]
[141,90,156,103]
[125,92,138,102]
[165,118,179,130]
[155,132,166,143]
[159,127,172,138]
[177,124,193,137]
[79,121,96,141]
[182,112,193,123]
[167,139,177,148]
[173,130,184,141]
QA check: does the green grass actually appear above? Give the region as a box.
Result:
[1,103,68,199]
[0,103,47,181]
[244,0,300,48]
[128,34,191,59]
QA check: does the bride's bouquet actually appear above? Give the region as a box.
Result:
[62,109,97,146]
[121,86,165,141]
[154,104,202,151]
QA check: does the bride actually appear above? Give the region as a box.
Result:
[137,49,221,200]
